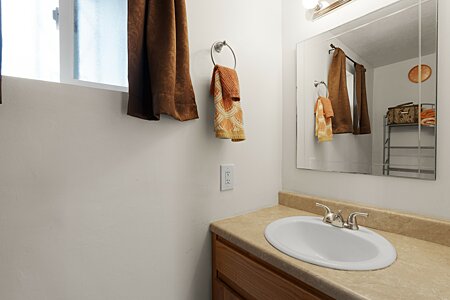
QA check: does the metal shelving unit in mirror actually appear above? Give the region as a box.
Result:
[382,105,436,179]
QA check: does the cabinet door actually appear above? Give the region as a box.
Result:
[214,279,243,300]
[212,234,334,300]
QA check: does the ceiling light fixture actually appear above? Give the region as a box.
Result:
[303,0,353,20]
[319,1,330,9]
[302,0,320,10]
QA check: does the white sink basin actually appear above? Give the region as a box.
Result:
[265,216,397,271]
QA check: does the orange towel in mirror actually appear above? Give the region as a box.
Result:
[315,97,334,142]
[421,108,436,126]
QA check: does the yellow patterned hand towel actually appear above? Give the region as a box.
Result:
[210,65,246,142]
[315,97,334,142]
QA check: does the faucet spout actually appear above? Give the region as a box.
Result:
[316,203,345,228]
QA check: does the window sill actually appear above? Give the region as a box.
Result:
[3,75,129,94]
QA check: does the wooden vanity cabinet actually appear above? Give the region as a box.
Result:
[212,233,334,300]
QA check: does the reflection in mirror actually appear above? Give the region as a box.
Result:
[296,0,437,180]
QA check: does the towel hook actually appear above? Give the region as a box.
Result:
[314,80,329,98]
[211,41,237,69]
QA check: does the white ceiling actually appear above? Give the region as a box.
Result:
[329,0,437,68]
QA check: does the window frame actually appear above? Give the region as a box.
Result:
[59,0,128,92]
[3,0,128,92]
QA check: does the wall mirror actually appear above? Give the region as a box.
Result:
[296,0,438,180]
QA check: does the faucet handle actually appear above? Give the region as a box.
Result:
[316,203,332,216]
[346,212,369,230]
[316,203,335,225]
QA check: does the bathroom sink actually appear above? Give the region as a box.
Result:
[265,216,397,271]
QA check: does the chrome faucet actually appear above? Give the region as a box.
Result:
[316,203,345,227]
[316,203,368,230]
[346,212,369,230]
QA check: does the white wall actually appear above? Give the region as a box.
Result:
[296,34,374,174]
[282,0,450,220]
[0,1,282,299]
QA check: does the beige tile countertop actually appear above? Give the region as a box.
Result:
[210,205,450,300]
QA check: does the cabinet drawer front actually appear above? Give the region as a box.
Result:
[215,239,329,300]
[215,279,244,300]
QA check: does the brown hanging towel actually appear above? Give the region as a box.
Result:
[127,0,199,121]
[327,48,353,134]
[354,63,371,134]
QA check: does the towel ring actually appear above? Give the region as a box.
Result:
[211,41,237,69]
[314,80,329,98]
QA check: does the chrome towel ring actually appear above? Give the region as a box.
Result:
[211,41,237,69]
[314,80,329,98]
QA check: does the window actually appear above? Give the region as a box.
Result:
[74,0,127,87]
[2,0,128,91]
[2,0,60,82]
[346,69,354,122]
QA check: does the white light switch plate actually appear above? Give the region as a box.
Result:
[220,164,234,191]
